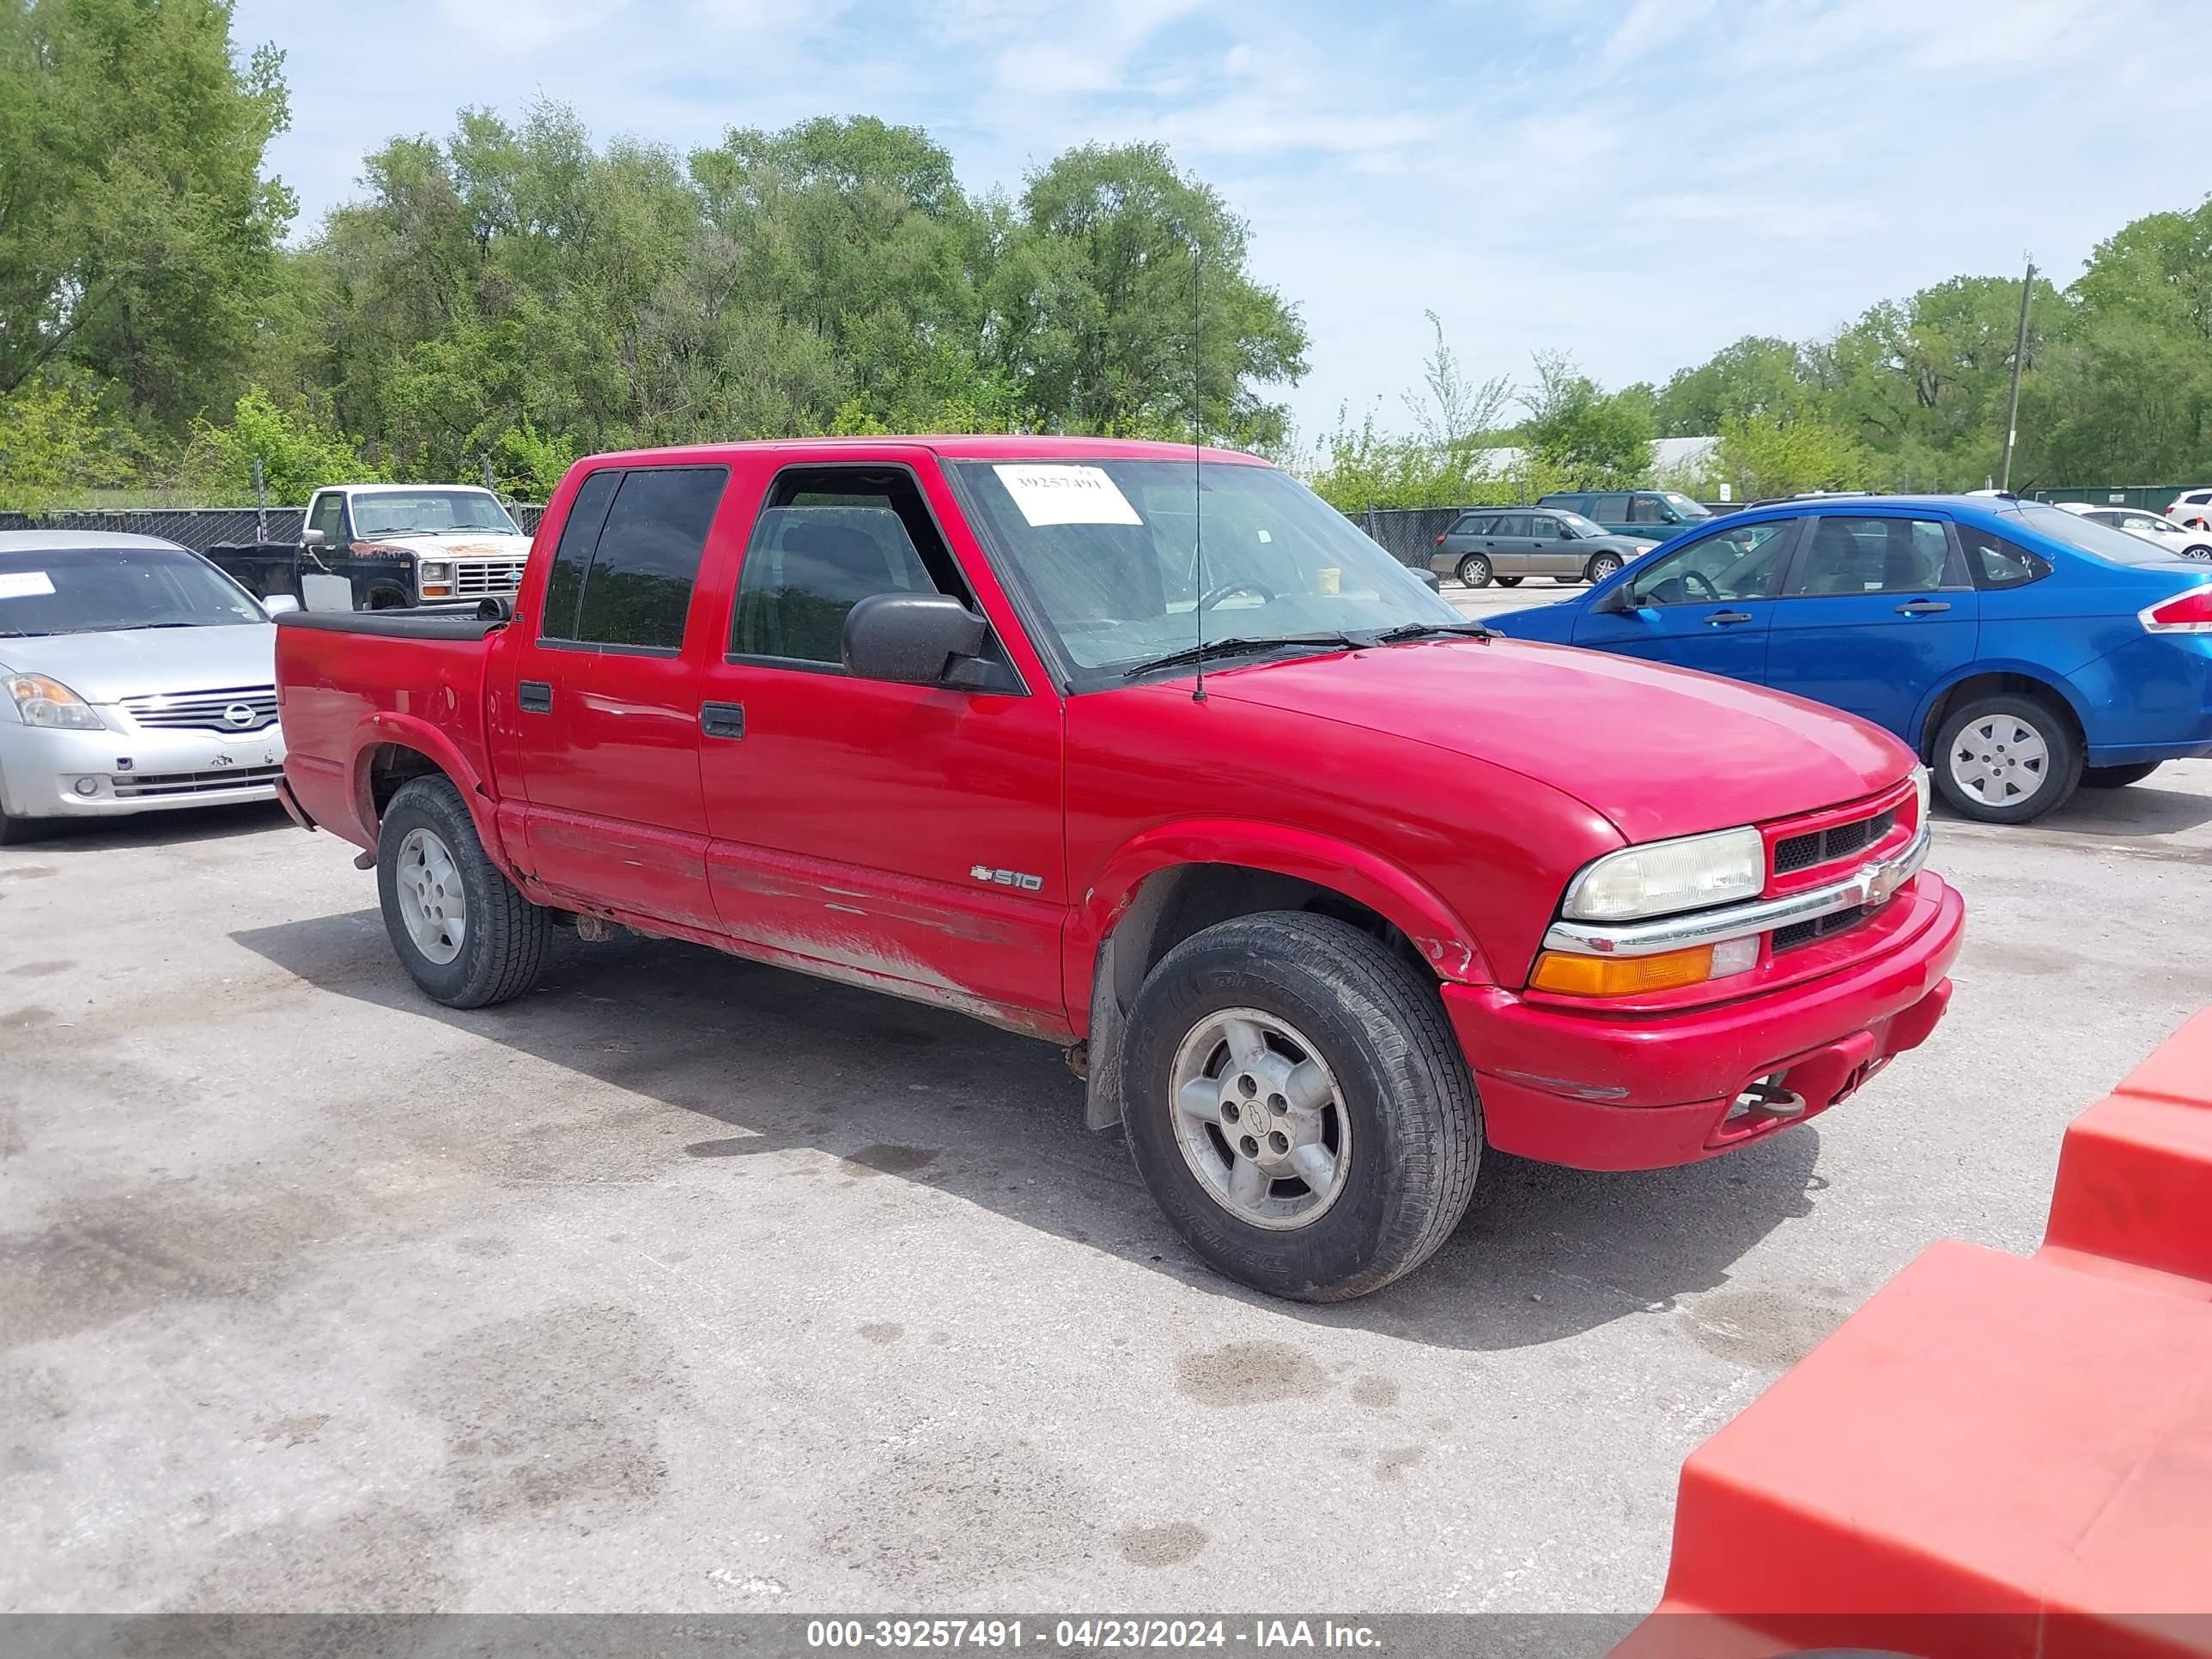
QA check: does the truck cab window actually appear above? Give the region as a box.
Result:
[730,465,976,666]
[309,494,346,547]
[540,470,621,641]
[572,467,726,650]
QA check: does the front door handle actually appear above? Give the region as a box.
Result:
[700,701,745,740]
[1705,611,1753,626]
[1894,599,1951,615]
[518,679,552,714]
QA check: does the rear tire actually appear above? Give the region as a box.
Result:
[1495,574,1522,587]
[1455,554,1492,588]
[1933,694,2082,824]
[1120,911,1482,1302]
[2081,762,2160,789]
[377,775,552,1008]
[2185,544,2212,562]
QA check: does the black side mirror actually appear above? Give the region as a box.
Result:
[1593,583,1636,615]
[842,592,990,685]
[475,595,514,623]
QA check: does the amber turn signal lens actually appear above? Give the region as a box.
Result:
[1530,944,1717,996]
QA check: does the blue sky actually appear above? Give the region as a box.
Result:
[235,0,2203,447]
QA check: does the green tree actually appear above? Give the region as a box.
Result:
[181,385,377,504]
[0,368,137,505]
[0,0,295,434]
[1519,351,1653,487]
[989,143,1310,449]
[1715,410,1867,499]
[1652,337,1809,435]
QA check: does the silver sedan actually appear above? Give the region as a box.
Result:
[0,532,295,842]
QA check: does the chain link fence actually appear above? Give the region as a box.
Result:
[0,503,550,553]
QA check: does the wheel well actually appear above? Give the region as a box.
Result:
[365,743,447,823]
[1106,863,1429,1013]
[1918,672,2082,762]
[367,586,408,611]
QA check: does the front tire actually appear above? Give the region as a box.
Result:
[2081,761,2160,789]
[1584,552,1623,583]
[377,775,552,1007]
[1120,911,1482,1302]
[1455,553,1492,588]
[1934,694,2082,824]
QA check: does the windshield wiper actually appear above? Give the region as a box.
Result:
[1364,620,1496,645]
[1121,632,1366,679]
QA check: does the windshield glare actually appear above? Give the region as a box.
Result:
[350,490,521,538]
[2013,503,2187,567]
[0,548,267,635]
[951,459,1462,677]
[1663,493,1711,518]
[1554,510,1604,536]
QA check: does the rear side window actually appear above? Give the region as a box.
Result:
[1957,524,2051,590]
[1626,495,1666,523]
[541,470,620,641]
[1788,516,1959,595]
[574,468,726,649]
[1588,494,1630,520]
[1451,514,1489,535]
[1491,514,1528,538]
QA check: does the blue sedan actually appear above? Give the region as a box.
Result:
[1489,495,2212,823]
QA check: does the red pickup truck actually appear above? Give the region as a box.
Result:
[274,436,1965,1301]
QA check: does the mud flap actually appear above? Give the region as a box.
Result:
[1084,934,1128,1131]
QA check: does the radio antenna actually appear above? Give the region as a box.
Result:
[1189,238,1207,704]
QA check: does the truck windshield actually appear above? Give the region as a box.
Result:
[950,459,1461,678]
[1663,493,1711,520]
[0,547,267,635]
[349,490,521,538]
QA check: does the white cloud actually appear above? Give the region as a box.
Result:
[239,0,2210,441]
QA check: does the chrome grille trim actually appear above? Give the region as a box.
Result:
[120,685,279,734]
[110,764,284,799]
[454,560,526,596]
[1543,821,1931,959]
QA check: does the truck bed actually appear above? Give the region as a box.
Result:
[275,611,506,849]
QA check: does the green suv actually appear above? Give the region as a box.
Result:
[1537,489,1713,544]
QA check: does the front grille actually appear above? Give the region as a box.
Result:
[454,560,526,596]
[1772,905,1868,953]
[111,764,283,799]
[122,685,278,734]
[1774,807,1896,875]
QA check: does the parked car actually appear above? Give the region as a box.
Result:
[209,483,532,612]
[1,531,293,842]
[1431,507,1646,588]
[272,436,1962,1302]
[1489,495,2212,824]
[2166,489,2212,531]
[2055,502,2212,562]
[1537,489,1714,544]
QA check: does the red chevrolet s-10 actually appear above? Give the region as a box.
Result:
[273,436,1964,1300]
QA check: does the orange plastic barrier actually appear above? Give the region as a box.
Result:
[1615,1007,2212,1659]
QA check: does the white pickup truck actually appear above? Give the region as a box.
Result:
[210,484,533,611]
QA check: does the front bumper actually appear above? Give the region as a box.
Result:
[0,714,285,820]
[1445,872,1966,1170]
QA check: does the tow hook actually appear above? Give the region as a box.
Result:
[1734,1077,1807,1122]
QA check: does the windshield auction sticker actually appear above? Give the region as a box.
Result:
[993,465,1144,527]
[0,571,57,599]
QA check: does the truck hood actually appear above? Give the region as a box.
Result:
[0,623,276,703]
[1198,637,1911,842]
[356,533,530,560]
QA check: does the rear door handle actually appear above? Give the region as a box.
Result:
[700,701,745,740]
[1705,611,1753,626]
[518,679,552,714]
[1894,599,1951,615]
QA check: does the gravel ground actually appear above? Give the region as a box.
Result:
[3,624,2209,1615]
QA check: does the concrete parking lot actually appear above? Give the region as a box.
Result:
[4,622,2210,1614]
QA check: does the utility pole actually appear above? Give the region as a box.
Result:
[2000,257,2034,492]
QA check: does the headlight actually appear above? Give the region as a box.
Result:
[6,673,106,731]
[1911,763,1930,830]
[418,562,453,581]
[1562,825,1765,921]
